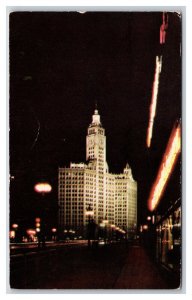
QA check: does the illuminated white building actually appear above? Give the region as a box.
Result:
[58,109,137,237]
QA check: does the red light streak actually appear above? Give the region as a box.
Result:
[146,56,162,148]
[148,122,181,211]
[160,12,168,44]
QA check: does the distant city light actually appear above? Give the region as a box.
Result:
[34,182,52,193]
[51,228,57,233]
[146,55,162,148]
[143,225,148,230]
[148,122,181,211]
[103,219,109,225]
[85,210,94,217]
[26,229,36,235]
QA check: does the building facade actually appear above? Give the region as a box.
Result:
[58,109,137,237]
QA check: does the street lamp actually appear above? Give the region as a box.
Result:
[51,228,57,241]
[102,217,108,244]
[34,182,52,248]
[11,224,19,242]
[110,224,116,242]
[85,204,94,247]
[34,182,52,194]
[12,223,19,229]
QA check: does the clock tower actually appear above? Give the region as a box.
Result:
[86,108,106,174]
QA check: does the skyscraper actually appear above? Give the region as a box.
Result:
[58,109,137,238]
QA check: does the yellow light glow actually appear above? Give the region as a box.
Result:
[148,123,181,211]
[143,225,148,230]
[146,56,162,148]
[10,230,15,238]
[103,219,109,224]
[34,182,52,193]
[85,210,94,217]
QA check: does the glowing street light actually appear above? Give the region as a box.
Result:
[103,219,109,225]
[102,217,109,244]
[143,225,148,230]
[85,204,94,247]
[12,223,19,229]
[85,206,94,218]
[51,228,57,241]
[11,224,19,242]
[34,182,52,194]
[34,181,52,248]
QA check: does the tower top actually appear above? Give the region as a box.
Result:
[90,107,102,127]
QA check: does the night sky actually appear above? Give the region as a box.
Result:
[9,11,181,228]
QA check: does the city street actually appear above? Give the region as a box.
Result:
[10,240,88,255]
[9,240,180,290]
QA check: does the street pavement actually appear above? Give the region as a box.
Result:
[10,240,180,290]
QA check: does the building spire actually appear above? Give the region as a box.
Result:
[92,107,100,125]
[94,101,99,115]
[89,101,101,126]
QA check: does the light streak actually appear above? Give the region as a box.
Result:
[160,12,168,44]
[148,122,181,211]
[146,56,162,148]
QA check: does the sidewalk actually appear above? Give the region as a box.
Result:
[33,242,180,290]
[113,244,178,289]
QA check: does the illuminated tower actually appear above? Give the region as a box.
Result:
[86,108,107,224]
[58,107,137,237]
[86,108,106,174]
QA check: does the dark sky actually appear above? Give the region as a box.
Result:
[9,11,181,227]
